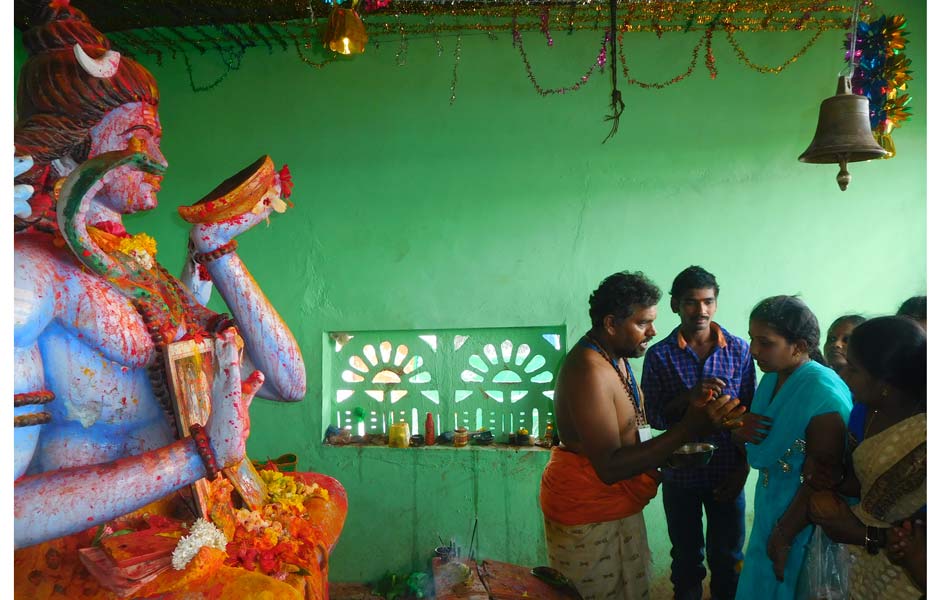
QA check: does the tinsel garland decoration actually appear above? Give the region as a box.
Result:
[511,16,605,97]
[618,30,703,88]
[845,14,911,158]
[724,27,824,74]
[65,0,870,123]
[97,1,866,65]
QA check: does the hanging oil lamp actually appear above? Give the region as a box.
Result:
[323,1,368,56]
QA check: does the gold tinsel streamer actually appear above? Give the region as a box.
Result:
[107,1,867,62]
[724,27,825,74]
[100,0,870,100]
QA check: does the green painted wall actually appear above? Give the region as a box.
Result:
[14,0,926,588]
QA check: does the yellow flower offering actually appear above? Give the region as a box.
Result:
[116,232,158,257]
[260,470,328,512]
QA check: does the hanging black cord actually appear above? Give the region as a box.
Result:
[602,0,624,143]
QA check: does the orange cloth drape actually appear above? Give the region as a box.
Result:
[539,447,660,526]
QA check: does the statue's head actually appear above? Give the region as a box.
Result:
[15,1,164,222]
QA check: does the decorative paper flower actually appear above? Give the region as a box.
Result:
[845,13,912,157]
[277,164,293,199]
[49,0,71,10]
[364,0,391,13]
[171,519,228,570]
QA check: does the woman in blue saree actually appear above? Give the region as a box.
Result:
[735,296,852,600]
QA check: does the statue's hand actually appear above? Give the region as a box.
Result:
[206,327,265,468]
[189,188,287,254]
[14,153,34,218]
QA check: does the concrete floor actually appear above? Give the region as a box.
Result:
[329,573,712,599]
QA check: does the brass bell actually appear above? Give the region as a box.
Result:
[798,76,887,191]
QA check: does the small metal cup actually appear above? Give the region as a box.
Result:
[435,546,454,563]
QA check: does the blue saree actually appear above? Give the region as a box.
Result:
[735,360,851,600]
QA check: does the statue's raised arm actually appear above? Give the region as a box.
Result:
[177,155,305,402]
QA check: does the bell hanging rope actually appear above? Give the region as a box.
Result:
[797,0,886,191]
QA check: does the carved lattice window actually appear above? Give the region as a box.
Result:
[329,327,565,440]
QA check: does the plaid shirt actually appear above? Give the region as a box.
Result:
[642,323,757,488]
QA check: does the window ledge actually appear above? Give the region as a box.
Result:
[322,443,552,452]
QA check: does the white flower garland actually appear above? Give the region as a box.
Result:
[171,518,228,570]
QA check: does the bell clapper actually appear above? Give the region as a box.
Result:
[836,157,851,191]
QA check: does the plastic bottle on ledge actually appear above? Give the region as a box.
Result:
[425,412,436,446]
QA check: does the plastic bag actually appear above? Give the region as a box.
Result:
[797,525,854,600]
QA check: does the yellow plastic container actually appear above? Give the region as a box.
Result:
[388,422,411,448]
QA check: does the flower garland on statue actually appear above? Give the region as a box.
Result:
[845,14,912,158]
[205,470,330,578]
[172,519,228,570]
[88,226,158,271]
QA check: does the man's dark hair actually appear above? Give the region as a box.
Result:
[897,296,926,321]
[750,295,826,365]
[669,266,719,300]
[589,271,662,329]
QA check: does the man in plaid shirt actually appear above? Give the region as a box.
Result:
[642,266,758,600]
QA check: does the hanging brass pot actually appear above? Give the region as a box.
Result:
[799,76,887,191]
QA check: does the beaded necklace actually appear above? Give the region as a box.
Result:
[131,260,216,431]
[584,333,648,428]
[75,227,222,431]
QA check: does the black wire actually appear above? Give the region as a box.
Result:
[602,0,624,143]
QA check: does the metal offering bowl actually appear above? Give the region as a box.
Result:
[668,442,717,469]
[472,430,494,445]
